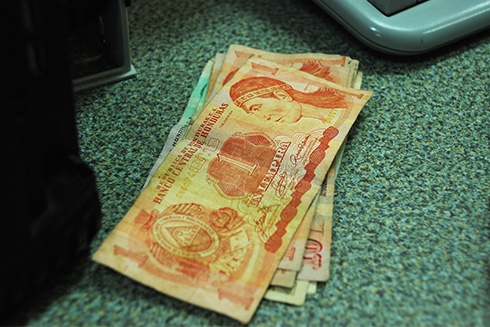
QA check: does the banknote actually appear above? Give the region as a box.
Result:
[205,53,226,106]
[270,268,296,288]
[307,281,317,294]
[264,280,316,306]
[144,55,364,300]
[208,44,359,101]
[146,56,352,284]
[143,60,214,188]
[93,56,371,323]
[197,50,355,277]
[264,280,310,306]
[187,52,226,124]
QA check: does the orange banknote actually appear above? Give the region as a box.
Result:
[207,44,358,101]
[93,57,372,323]
[297,143,343,282]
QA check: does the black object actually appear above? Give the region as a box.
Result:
[1,0,101,318]
[66,0,136,92]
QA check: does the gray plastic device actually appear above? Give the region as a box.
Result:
[312,0,490,55]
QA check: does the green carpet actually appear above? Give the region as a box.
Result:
[12,0,490,325]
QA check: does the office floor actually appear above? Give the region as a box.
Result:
[9,0,490,325]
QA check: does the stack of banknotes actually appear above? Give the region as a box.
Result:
[93,45,372,323]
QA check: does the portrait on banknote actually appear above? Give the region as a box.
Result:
[229,76,349,124]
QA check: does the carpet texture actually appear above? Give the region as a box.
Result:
[9,0,490,325]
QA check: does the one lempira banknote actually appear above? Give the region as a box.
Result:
[143,58,312,288]
[205,44,359,104]
[143,50,364,300]
[144,54,342,278]
[142,46,364,305]
[209,60,362,287]
[93,56,372,323]
[206,45,361,280]
[146,46,361,285]
[141,45,363,295]
[143,58,310,288]
[143,58,316,293]
[165,44,358,182]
